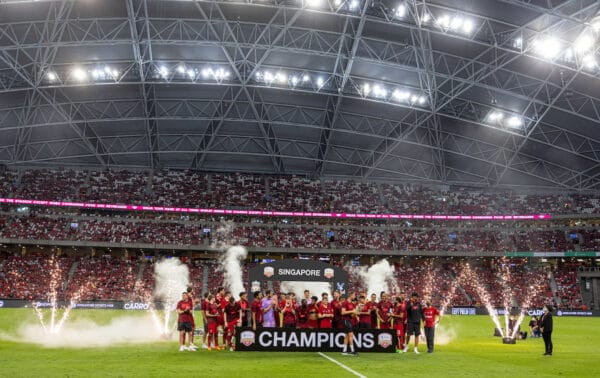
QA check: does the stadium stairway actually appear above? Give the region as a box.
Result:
[65,260,79,290]
[202,265,209,294]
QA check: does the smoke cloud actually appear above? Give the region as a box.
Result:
[153,258,190,303]
[280,281,332,301]
[12,315,167,348]
[219,245,248,300]
[354,259,396,297]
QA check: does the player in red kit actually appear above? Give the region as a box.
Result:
[281,293,297,328]
[423,301,441,353]
[392,296,407,352]
[357,295,373,329]
[296,299,309,328]
[318,296,334,329]
[176,292,194,352]
[205,294,220,351]
[341,292,358,356]
[201,292,209,349]
[377,293,393,330]
[215,287,226,346]
[185,287,198,351]
[224,296,242,351]
[307,296,319,329]
[251,291,263,330]
[238,292,249,327]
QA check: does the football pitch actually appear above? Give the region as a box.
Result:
[0,309,599,377]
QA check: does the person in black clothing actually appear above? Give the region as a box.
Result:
[404,292,425,354]
[540,305,553,356]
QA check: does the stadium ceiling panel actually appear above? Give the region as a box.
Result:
[0,0,599,190]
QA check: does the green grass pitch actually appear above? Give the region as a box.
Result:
[0,308,599,377]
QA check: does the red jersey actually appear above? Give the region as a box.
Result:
[238,299,249,325]
[359,302,373,325]
[281,300,296,325]
[296,304,308,327]
[206,302,219,324]
[307,303,319,328]
[378,301,393,325]
[251,299,263,325]
[393,302,407,327]
[341,300,356,322]
[423,306,440,328]
[331,298,342,323]
[177,300,194,323]
[225,302,241,322]
[318,303,334,329]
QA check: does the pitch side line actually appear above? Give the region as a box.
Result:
[317,352,367,378]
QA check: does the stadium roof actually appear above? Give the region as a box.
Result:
[0,0,599,191]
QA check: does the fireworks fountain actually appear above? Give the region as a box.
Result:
[152,258,190,338]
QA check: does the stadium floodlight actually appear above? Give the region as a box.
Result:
[507,116,523,128]
[302,74,310,82]
[158,66,169,78]
[362,83,371,96]
[513,37,523,49]
[187,69,195,79]
[92,69,103,79]
[582,54,597,69]
[422,12,431,24]
[410,94,419,103]
[334,0,342,6]
[290,76,299,86]
[373,84,387,98]
[203,68,212,78]
[349,0,359,11]
[316,76,324,87]
[395,4,406,18]
[111,70,119,79]
[276,72,287,84]
[264,71,274,84]
[72,67,87,82]
[392,89,410,101]
[462,19,474,34]
[306,0,321,8]
[564,48,574,61]
[574,34,594,53]
[418,95,427,105]
[46,71,57,82]
[436,15,450,28]
[450,16,463,31]
[487,111,503,122]
[533,37,561,59]
[176,64,186,74]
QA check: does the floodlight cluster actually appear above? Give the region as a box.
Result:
[393,4,475,36]
[155,64,231,82]
[255,70,326,90]
[530,30,598,71]
[44,65,121,83]
[486,110,524,129]
[362,82,428,107]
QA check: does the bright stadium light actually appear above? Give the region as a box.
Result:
[436,15,450,28]
[92,69,103,79]
[487,111,503,122]
[507,116,523,128]
[349,0,359,11]
[533,37,561,59]
[418,95,427,105]
[395,4,406,18]
[334,0,342,6]
[422,12,431,24]
[372,84,387,98]
[187,69,195,79]
[290,76,299,86]
[316,76,324,87]
[276,72,287,84]
[306,0,321,8]
[410,94,419,103]
[302,74,310,82]
[46,71,57,82]
[450,16,463,30]
[582,54,597,69]
[159,66,169,78]
[574,34,594,53]
[177,64,186,74]
[362,83,371,96]
[393,89,410,101]
[264,71,274,84]
[462,19,474,34]
[72,67,87,81]
[513,37,523,49]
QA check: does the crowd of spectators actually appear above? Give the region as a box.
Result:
[1,254,578,309]
[1,212,600,252]
[3,168,600,215]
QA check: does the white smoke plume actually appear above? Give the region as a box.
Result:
[11,315,167,348]
[432,323,457,345]
[353,259,396,297]
[219,245,248,300]
[211,220,235,250]
[280,281,332,301]
[154,258,190,303]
